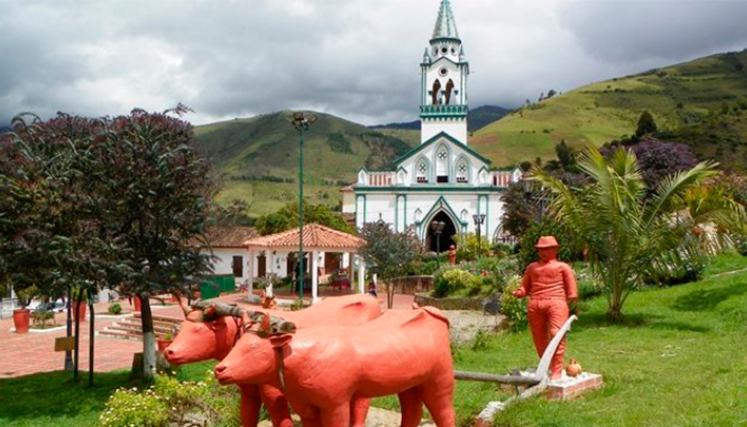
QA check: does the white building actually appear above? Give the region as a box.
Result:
[342,0,522,251]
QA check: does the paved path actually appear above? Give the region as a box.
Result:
[0,292,415,379]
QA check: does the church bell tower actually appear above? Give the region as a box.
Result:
[420,0,469,145]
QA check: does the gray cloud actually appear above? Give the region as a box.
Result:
[1,0,746,126]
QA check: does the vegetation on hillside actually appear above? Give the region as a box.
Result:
[193,111,415,216]
[473,50,747,167]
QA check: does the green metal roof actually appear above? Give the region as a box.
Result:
[432,0,460,41]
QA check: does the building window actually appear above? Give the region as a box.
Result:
[456,161,469,183]
[232,256,244,278]
[436,148,449,183]
[416,160,429,184]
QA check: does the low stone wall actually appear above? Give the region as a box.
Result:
[413,293,484,311]
[378,276,434,295]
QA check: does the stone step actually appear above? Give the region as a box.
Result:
[100,327,172,342]
[133,312,182,325]
[108,322,173,334]
[116,317,178,329]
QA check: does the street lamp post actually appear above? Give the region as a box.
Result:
[289,112,317,301]
[432,221,446,266]
[472,214,486,259]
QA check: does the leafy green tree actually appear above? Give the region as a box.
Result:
[533,148,743,321]
[358,222,420,307]
[92,107,215,380]
[635,111,658,138]
[255,201,352,235]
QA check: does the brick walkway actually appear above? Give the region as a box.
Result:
[0,292,413,379]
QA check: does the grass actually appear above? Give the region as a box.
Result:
[473,50,747,167]
[194,111,416,216]
[2,254,746,426]
[0,362,219,427]
[445,252,747,426]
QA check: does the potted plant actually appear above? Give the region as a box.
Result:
[13,286,37,334]
[157,329,175,353]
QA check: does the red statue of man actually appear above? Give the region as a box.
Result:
[512,236,577,379]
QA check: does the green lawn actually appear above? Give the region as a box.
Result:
[449,254,747,426]
[2,255,747,427]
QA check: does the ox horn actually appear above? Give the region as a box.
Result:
[172,291,191,317]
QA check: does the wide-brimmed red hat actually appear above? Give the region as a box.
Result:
[535,236,560,249]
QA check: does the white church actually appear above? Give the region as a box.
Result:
[342,0,522,252]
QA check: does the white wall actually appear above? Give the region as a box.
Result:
[421,120,468,145]
[355,191,507,244]
[342,192,356,214]
[202,248,250,284]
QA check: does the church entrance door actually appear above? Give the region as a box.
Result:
[427,211,457,253]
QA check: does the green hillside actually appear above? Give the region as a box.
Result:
[193,111,415,217]
[472,50,747,166]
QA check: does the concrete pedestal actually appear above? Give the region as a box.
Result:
[545,372,603,401]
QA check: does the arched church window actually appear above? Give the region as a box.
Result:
[416,159,429,184]
[456,160,469,183]
[445,79,455,105]
[431,80,442,105]
[436,148,449,183]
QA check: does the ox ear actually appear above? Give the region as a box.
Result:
[269,334,293,349]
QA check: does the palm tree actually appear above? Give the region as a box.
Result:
[533,148,744,321]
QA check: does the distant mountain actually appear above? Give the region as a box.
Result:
[193,111,416,217]
[0,125,11,134]
[371,105,512,133]
[471,50,747,168]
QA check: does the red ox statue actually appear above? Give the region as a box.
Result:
[165,294,381,427]
[215,306,456,427]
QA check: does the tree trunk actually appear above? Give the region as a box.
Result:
[139,294,156,382]
[88,289,95,387]
[73,288,84,382]
[64,287,73,371]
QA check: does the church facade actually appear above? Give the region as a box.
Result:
[342,0,522,251]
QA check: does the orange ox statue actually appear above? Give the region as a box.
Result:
[512,236,578,379]
[215,306,456,427]
[165,294,381,427]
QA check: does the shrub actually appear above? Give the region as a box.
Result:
[455,233,492,263]
[108,304,122,315]
[99,373,240,427]
[576,269,603,300]
[500,276,528,333]
[735,235,747,257]
[31,308,54,327]
[518,222,578,269]
[432,269,481,298]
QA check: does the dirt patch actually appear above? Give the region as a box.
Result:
[443,310,505,345]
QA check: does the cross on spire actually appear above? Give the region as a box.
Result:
[432,0,460,40]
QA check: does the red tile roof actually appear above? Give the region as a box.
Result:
[244,224,364,251]
[192,227,259,249]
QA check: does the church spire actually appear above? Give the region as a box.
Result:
[432,0,460,40]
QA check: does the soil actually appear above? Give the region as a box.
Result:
[258,407,436,427]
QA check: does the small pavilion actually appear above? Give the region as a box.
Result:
[243,224,367,303]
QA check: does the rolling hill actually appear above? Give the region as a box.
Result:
[372,105,511,132]
[471,50,747,167]
[193,111,416,217]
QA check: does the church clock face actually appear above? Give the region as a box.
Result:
[440,68,448,76]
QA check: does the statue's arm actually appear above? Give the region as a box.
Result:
[513,266,533,298]
[562,264,578,301]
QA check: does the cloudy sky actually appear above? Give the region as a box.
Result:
[2,0,747,126]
